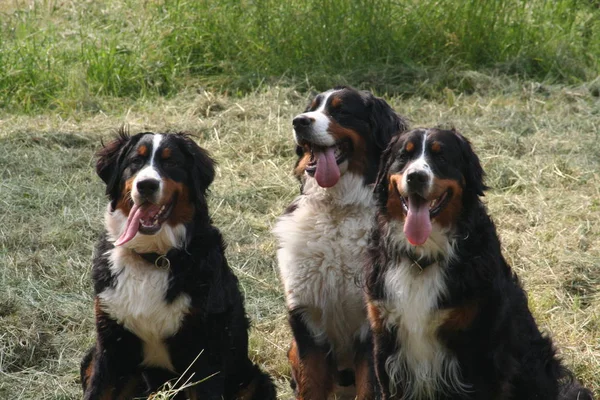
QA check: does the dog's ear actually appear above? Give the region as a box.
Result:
[178,134,215,198]
[373,133,403,203]
[96,129,139,206]
[365,93,408,151]
[454,129,487,197]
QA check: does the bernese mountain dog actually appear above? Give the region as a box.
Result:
[80,131,276,400]
[273,87,407,399]
[365,127,593,400]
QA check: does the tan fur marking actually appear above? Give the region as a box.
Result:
[331,96,342,108]
[328,122,366,175]
[116,178,135,215]
[162,179,195,226]
[288,339,335,400]
[354,353,372,400]
[386,174,406,221]
[367,301,384,334]
[441,303,478,331]
[138,145,148,157]
[161,147,171,159]
[83,351,95,388]
[406,141,415,152]
[294,149,311,179]
[288,340,301,391]
[430,178,463,227]
[431,141,442,153]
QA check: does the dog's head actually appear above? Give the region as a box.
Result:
[96,130,214,252]
[375,128,486,247]
[293,86,407,187]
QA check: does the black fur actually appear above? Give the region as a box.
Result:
[81,131,276,400]
[366,128,593,400]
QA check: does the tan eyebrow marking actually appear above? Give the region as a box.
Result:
[331,96,342,108]
[405,141,415,152]
[138,145,148,156]
[431,141,441,153]
[161,148,171,159]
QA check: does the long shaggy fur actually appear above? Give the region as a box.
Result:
[81,131,276,400]
[365,128,593,400]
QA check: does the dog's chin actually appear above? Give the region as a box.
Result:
[105,204,187,254]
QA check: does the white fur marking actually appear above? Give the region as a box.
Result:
[98,246,191,371]
[402,131,433,195]
[274,173,373,369]
[380,219,468,398]
[294,90,340,147]
[132,135,165,204]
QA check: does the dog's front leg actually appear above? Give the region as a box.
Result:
[287,307,335,400]
[84,302,144,400]
[366,299,399,400]
[353,328,378,400]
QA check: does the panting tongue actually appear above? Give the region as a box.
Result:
[314,147,340,188]
[404,196,432,246]
[114,203,161,246]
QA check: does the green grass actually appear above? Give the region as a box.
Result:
[1,0,599,113]
[0,84,599,399]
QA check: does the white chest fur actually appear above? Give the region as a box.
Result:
[273,174,373,365]
[98,247,191,371]
[378,226,467,399]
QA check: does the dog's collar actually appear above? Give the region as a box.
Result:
[404,250,444,271]
[135,252,171,270]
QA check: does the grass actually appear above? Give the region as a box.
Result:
[0,83,599,399]
[0,0,599,398]
[1,0,599,112]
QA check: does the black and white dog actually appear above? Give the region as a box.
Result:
[365,128,593,400]
[273,87,407,399]
[81,131,276,400]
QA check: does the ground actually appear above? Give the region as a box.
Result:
[0,85,598,399]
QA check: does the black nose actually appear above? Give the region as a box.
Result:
[136,179,160,197]
[406,171,429,191]
[292,115,312,129]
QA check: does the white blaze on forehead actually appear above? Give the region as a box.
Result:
[150,134,163,166]
[293,89,341,147]
[132,134,164,203]
[402,130,434,194]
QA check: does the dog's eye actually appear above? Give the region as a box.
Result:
[436,153,446,163]
[131,156,145,167]
[162,159,177,168]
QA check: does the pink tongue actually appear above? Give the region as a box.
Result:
[403,197,432,246]
[314,147,340,188]
[114,203,161,246]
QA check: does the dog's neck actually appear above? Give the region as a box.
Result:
[302,173,374,207]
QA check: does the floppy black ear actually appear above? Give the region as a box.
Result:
[365,93,408,151]
[177,134,216,198]
[373,134,403,205]
[454,130,487,197]
[96,129,140,206]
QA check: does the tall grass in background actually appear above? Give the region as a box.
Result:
[0,0,598,112]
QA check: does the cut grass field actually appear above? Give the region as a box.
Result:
[0,83,599,399]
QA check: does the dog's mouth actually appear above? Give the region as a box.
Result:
[302,139,351,188]
[398,189,452,246]
[400,190,451,219]
[114,196,176,246]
